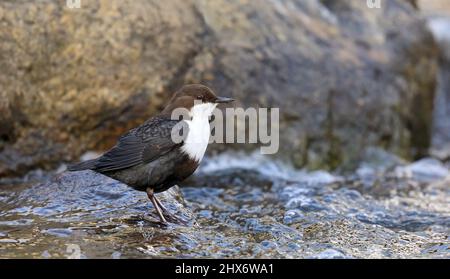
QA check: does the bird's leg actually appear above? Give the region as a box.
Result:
[153,193,190,225]
[146,188,167,224]
[151,196,167,224]
[153,195,168,213]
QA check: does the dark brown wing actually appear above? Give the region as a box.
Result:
[91,117,187,172]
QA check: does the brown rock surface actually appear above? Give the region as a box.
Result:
[0,0,439,176]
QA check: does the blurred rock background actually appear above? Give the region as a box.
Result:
[1,0,450,260]
[418,0,450,160]
[0,0,447,177]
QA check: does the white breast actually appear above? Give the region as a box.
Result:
[181,103,217,162]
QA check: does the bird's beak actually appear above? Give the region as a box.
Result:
[215,96,235,103]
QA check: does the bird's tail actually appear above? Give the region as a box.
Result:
[67,159,97,171]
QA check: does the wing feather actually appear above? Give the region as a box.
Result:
[91,117,186,172]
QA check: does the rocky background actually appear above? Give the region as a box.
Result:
[0,0,444,177]
[0,0,449,260]
[420,0,450,160]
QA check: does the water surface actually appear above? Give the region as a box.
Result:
[0,152,449,258]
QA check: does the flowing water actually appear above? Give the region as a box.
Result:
[0,151,449,258]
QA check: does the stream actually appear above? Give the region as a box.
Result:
[0,150,449,258]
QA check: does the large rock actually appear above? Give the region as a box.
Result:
[418,0,450,158]
[0,0,438,176]
[418,0,450,17]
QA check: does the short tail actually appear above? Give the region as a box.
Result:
[67,159,97,171]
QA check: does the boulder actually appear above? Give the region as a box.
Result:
[418,0,450,157]
[0,0,438,176]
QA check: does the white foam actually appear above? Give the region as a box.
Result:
[200,151,341,185]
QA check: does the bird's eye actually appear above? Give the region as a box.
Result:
[196,95,203,100]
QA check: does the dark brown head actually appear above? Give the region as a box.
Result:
[162,84,234,116]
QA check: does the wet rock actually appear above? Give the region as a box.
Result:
[0,170,193,258]
[310,248,348,259]
[284,190,326,212]
[283,209,305,225]
[0,0,439,176]
[1,153,448,258]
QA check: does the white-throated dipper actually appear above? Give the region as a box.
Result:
[68,84,234,224]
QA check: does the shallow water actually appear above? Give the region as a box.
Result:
[0,152,449,258]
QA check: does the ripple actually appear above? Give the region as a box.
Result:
[0,154,449,258]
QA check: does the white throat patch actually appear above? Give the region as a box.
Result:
[181,102,217,162]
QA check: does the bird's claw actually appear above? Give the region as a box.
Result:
[162,212,190,226]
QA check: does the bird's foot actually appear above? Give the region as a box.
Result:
[142,211,186,226]
[146,188,192,226]
[162,212,190,226]
[154,194,191,225]
[140,215,168,227]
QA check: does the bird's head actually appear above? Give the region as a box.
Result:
[162,84,234,118]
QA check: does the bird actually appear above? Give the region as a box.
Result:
[68,84,234,224]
